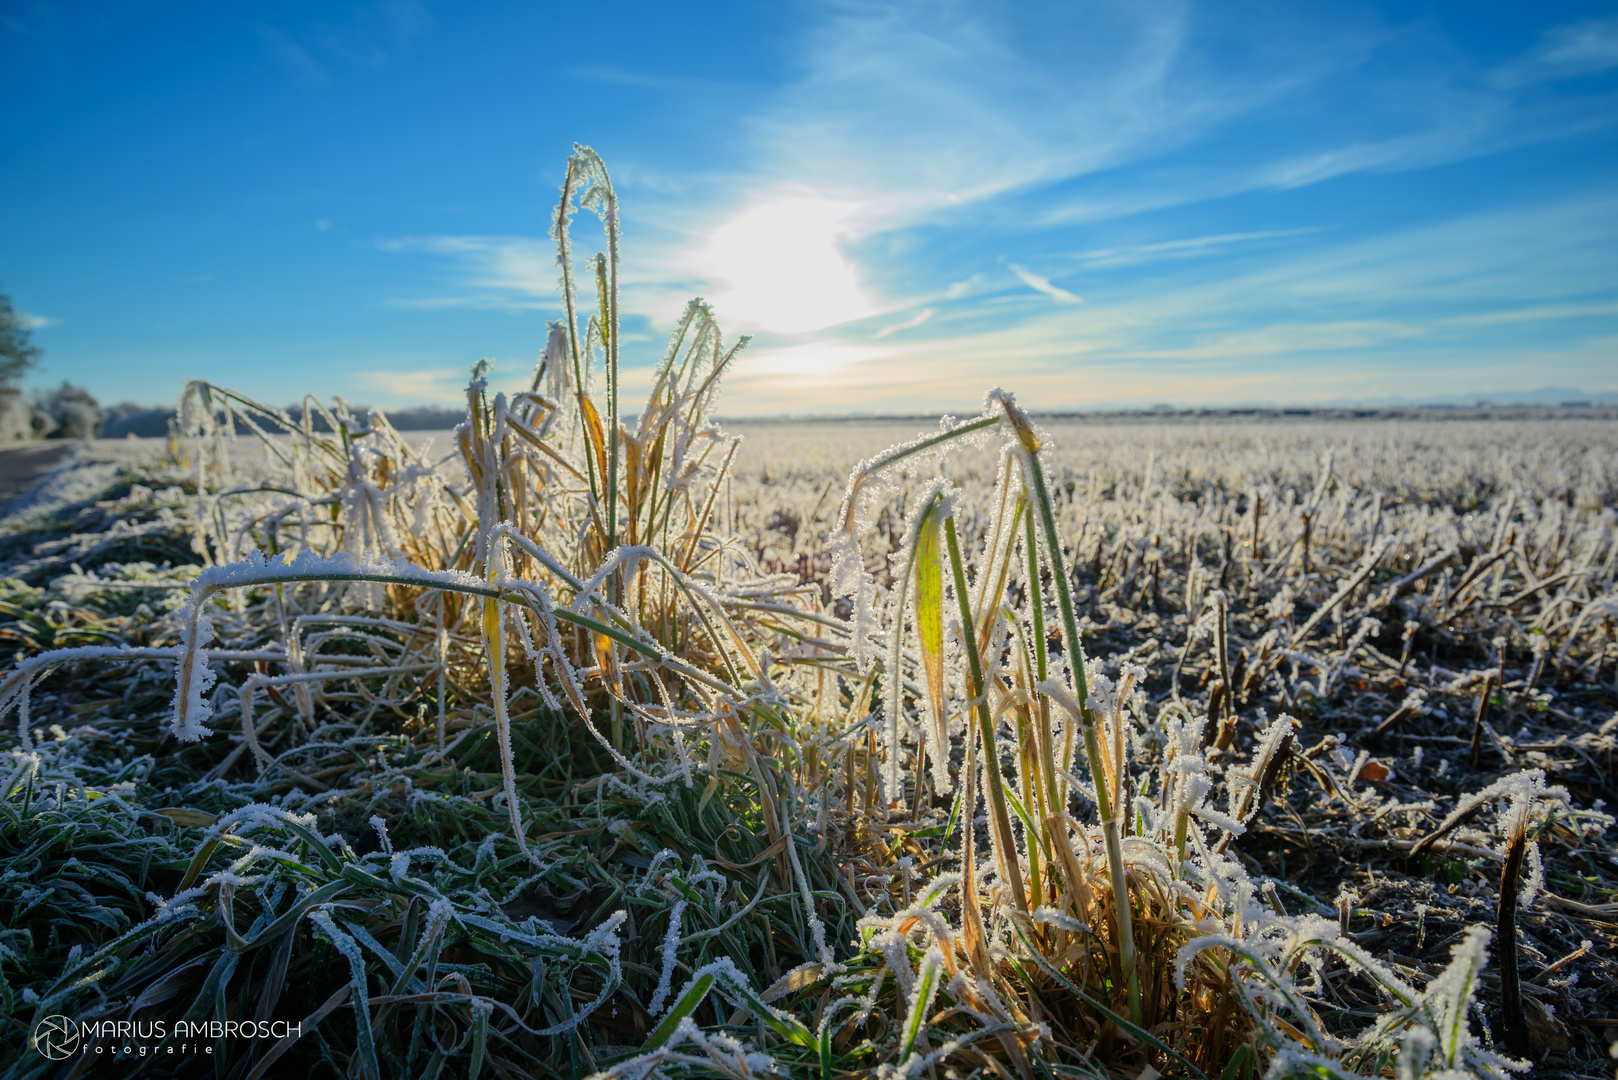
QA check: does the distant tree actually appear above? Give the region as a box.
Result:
[37,382,103,439]
[0,290,43,391]
[102,402,177,439]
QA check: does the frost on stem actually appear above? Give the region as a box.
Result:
[168,548,486,743]
[585,1016,776,1080]
[648,899,687,1016]
[172,603,218,743]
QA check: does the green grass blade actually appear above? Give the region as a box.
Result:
[899,947,943,1062]
[641,972,715,1050]
[728,981,816,1048]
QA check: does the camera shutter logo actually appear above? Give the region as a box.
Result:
[33,1015,81,1060]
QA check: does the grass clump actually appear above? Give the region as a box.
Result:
[3,147,1616,1079]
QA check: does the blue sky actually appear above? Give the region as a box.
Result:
[3,1,1616,415]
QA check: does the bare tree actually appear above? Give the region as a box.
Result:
[0,290,43,391]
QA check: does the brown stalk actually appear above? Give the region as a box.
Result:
[1251,493,1263,561]
[1497,825,1529,1056]
[1211,593,1236,752]
[1300,509,1313,576]
[1365,694,1421,746]
[1469,672,1495,768]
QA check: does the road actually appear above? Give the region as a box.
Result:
[0,442,77,499]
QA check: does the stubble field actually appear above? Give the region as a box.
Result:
[2,404,1615,1080]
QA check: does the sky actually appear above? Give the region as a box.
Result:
[2,0,1617,416]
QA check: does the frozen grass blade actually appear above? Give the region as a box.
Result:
[642,972,714,1050]
[1000,392,1141,1022]
[899,945,944,1063]
[945,512,1027,914]
[1496,820,1529,1056]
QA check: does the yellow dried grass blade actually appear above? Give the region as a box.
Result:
[482,595,500,646]
[578,393,609,500]
[593,630,622,695]
[915,497,948,775]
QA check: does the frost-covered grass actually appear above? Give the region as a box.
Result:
[3,148,1617,1080]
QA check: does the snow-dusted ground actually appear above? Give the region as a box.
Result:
[0,439,152,526]
[0,432,468,529]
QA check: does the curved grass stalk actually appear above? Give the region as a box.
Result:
[834,413,1000,535]
[587,544,757,685]
[166,554,730,801]
[999,393,1141,1023]
[944,514,1028,915]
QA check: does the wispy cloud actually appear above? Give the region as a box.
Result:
[1442,301,1618,328]
[360,366,480,403]
[257,27,327,89]
[746,3,1315,218]
[259,0,429,88]
[709,190,1618,412]
[379,236,551,311]
[1009,265,1082,305]
[874,308,933,339]
[577,3,1379,338]
[566,66,743,93]
[1492,16,1618,88]
[1071,229,1317,267]
[16,311,57,330]
[627,2,1610,334]
[721,341,923,414]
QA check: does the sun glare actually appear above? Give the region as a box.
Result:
[695,195,875,335]
[743,341,888,377]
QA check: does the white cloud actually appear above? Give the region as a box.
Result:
[17,311,57,330]
[608,2,1380,340]
[382,194,874,336]
[257,26,327,89]
[566,66,736,94]
[751,3,1201,213]
[1009,265,1082,305]
[1442,301,1618,328]
[699,191,1618,413]
[259,1,429,87]
[1114,319,1426,361]
[734,341,895,379]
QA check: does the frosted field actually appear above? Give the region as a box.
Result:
[3,409,1616,1077]
[718,413,1618,584]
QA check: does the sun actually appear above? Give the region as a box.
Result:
[696,194,875,335]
